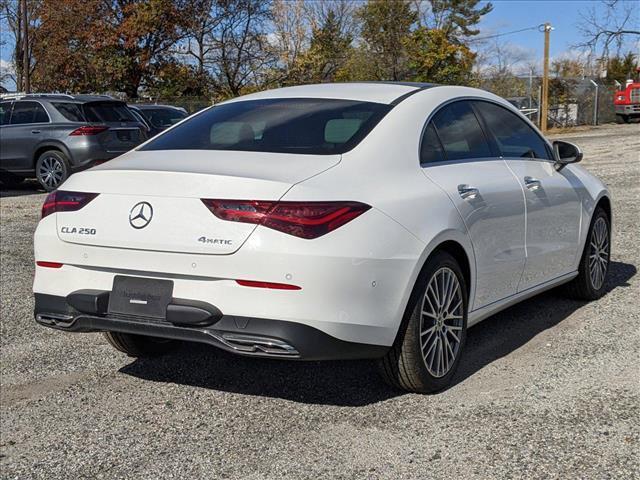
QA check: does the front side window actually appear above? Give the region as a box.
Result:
[141,98,392,155]
[0,101,12,125]
[473,101,551,160]
[432,101,492,161]
[9,101,49,125]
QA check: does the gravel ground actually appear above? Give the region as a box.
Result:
[1,123,639,479]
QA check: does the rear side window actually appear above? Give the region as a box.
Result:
[52,102,86,122]
[83,102,135,122]
[141,98,392,155]
[432,101,492,161]
[473,101,551,160]
[420,123,445,164]
[9,101,49,125]
[0,101,11,125]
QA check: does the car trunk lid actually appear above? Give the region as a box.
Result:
[55,150,340,255]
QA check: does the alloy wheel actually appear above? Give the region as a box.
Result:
[420,267,464,378]
[589,216,609,290]
[38,156,65,190]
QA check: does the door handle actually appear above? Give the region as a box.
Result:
[457,184,479,200]
[31,130,41,134]
[524,176,542,190]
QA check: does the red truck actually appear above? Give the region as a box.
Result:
[614,74,640,123]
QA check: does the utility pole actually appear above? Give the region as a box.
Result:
[540,22,552,133]
[21,0,30,93]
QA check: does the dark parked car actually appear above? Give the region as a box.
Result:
[0,94,148,191]
[129,104,188,137]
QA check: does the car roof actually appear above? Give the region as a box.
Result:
[223,82,438,105]
[131,104,183,110]
[0,93,122,103]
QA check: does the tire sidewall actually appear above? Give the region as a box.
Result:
[405,251,469,392]
[580,208,611,297]
[36,150,70,191]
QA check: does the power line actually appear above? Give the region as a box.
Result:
[469,25,544,43]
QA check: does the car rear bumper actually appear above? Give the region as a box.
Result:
[34,293,388,360]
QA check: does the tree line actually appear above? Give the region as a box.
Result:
[0,0,637,101]
[1,0,491,99]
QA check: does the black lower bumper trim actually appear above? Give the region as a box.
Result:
[34,294,388,361]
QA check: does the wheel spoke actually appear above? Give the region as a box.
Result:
[419,266,464,378]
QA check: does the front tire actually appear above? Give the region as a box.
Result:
[36,150,70,191]
[103,332,176,357]
[379,251,468,393]
[563,207,611,300]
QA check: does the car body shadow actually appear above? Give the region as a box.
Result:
[0,181,45,198]
[120,261,635,406]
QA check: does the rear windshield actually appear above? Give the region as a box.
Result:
[139,107,187,128]
[140,98,392,155]
[83,101,135,123]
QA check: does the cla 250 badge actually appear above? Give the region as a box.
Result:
[61,226,96,235]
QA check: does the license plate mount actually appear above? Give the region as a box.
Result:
[107,276,173,320]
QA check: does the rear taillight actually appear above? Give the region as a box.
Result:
[201,199,371,239]
[69,125,108,136]
[236,280,301,290]
[41,191,99,219]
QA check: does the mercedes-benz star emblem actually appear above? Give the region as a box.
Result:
[129,202,153,229]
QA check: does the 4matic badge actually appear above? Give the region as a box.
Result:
[198,236,233,246]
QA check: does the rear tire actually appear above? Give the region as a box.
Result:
[563,207,610,301]
[103,332,176,357]
[378,251,468,393]
[35,150,70,191]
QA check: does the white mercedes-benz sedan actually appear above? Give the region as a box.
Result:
[33,82,611,393]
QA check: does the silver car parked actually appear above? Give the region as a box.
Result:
[0,94,147,191]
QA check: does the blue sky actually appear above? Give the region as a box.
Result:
[477,0,639,60]
[1,0,638,89]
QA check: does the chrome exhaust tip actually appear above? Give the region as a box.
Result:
[220,333,299,356]
[36,313,74,327]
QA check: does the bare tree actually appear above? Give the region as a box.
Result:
[0,0,31,90]
[271,0,309,76]
[209,0,276,97]
[576,0,640,59]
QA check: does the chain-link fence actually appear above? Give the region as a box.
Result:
[480,77,620,129]
[131,79,621,129]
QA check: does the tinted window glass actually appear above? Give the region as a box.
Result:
[140,107,187,128]
[83,102,135,122]
[0,101,11,125]
[10,101,49,125]
[52,102,86,122]
[432,101,492,161]
[420,123,445,164]
[141,98,391,155]
[474,101,551,159]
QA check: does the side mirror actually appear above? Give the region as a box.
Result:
[553,140,583,170]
